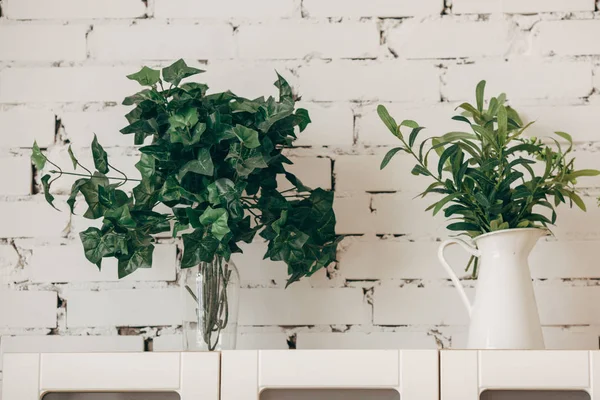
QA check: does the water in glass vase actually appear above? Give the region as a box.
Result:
[182,257,240,351]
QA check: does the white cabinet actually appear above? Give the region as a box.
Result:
[2,352,220,400]
[441,350,598,400]
[221,350,438,400]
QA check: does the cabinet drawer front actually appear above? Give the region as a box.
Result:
[259,350,400,388]
[40,353,181,390]
[480,351,590,389]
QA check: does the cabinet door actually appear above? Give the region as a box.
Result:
[2,352,220,400]
[221,350,438,400]
[441,350,598,400]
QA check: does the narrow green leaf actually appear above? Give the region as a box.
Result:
[447,222,480,232]
[475,80,486,112]
[31,141,46,170]
[566,169,600,179]
[377,105,399,137]
[568,191,587,211]
[380,147,405,170]
[432,193,460,216]
[67,145,78,170]
[41,175,59,211]
[408,126,425,147]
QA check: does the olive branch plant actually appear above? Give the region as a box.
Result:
[32,59,341,289]
[378,80,599,275]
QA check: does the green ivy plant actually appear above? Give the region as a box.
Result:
[33,59,341,286]
[378,80,599,271]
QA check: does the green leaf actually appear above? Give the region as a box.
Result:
[232,125,260,149]
[497,105,508,139]
[80,172,109,219]
[181,233,220,268]
[79,228,128,268]
[274,71,293,101]
[377,105,399,137]
[91,134,109,174]
[67,145,78,170]
[135,154,155,180]
[105,205,136,229]
[177,148,214,180]
[432,193,460,216]
[408,127,425,147]
[447,222,481,232]
[159,176,182,203]
[411,165,431,176]
[41,175,59,211]
[162,59,204,86]
[554,131,573,145]
[295,108,311,132]
[31,141,46,170]
[568,191,587,211]
[476,80,486,112]
[200,207,230,241]
[380,147,405,170]
[66,178,88,213]
[207,178,238,205]
[400,120,419,129]
[127,66,161,86]
[118,245,154,279]
[565,169,600,180]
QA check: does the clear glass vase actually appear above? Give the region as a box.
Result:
[182,256,240,351]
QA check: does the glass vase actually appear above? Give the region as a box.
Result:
[182,256,240,351]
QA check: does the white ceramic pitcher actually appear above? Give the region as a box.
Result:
[438,228,546,349]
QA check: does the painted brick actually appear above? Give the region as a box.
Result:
[531,240,600,279]
[0,109,55,148]
[333,194,375,235]
[334,154,428,194]
[452,0,595,14]
[443,61,592,101]
[237,333,290,349]
[0,335,143,369]
[0,245,22,285]
[89,23,234,61]
[542,327,600,350]
[0,157,32,196]
[0,25,86,62]
[297,331,438,349]
[65,288,182,328]
[339,237,470,280]
[303,0,443,17]
[564,150,600,188]
[0,291,57,328]
[536,284,600,325]
[155,0,295,19]
[551,195,600,239]
[61,109,134,148]
[374,285,472,325]
[536,21,600,56]
[297,61,440,102]
[388,19,509,59]
[239,287,370,325]
[518,105,600,143]
[237,22,379,60]
[3,0,146,19]
[0,199,69,238]
[278,156,331,191]
[295,102,354,147]
[230,242,289,286]
[371,193,448,237]
[358,103,463,146]
[202,61,288,100]
[0,67,139,103]
[29,244,177,283]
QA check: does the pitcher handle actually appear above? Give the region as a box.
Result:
[437,239,480,317]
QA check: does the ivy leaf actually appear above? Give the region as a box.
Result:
[207,178,238,206]
[105,205,136,229]
[118,245,154,279]
[168,107,199,134]
[127,66,161,86]
[274,71,293,101]
[122,89,163,106]
[91,134,109,174]
[295,108,311,132]
[284,172,312,192]
[135,154,155,180]
[79,228,128,268]
[80,172,109,219]
[31,141,46,170]
[41,175,59,211]
[162,59,204,86]
[67,178,88,213]
[177,148,214,180]
[200,207,230,241]
[67,145,78,170]
[132,180,157,208]
[159,176,182,203]
[181,232,219,268]
[232,125,260,149]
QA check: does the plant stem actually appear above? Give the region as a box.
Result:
[49,170,142,182]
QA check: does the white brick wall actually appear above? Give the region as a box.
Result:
[0,0,599,366]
